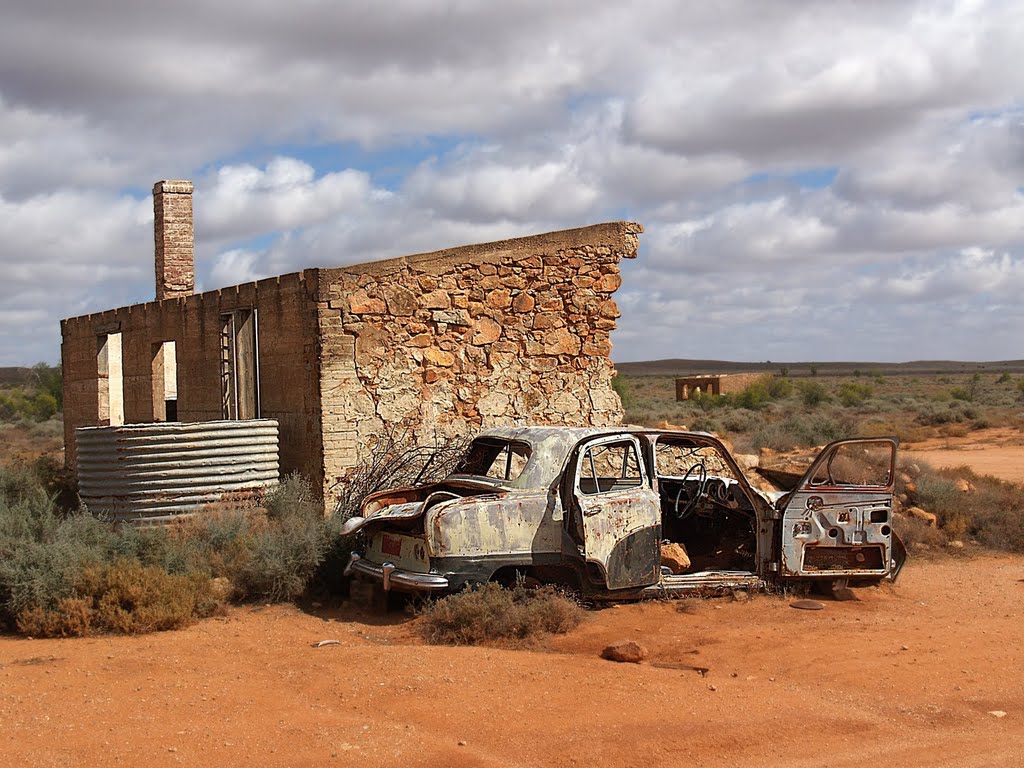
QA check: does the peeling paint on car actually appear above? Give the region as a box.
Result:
[343,427,906,597]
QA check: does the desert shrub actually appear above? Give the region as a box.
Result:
[837,381,873,407]
[0,472,120,630]
[718,408,766,435]
[418,581,585,646]
[686,414,723,434]
[170,476,330,603]
[767,376,793,399]
[893,514,950,553]
[0,461,333,634]
[749,413,855,451]
[234,510,326,603]
[908,465,1024,551]
[611,375,633,411]
[16,560,218,637]
[726,378,772,410]
[798,380,828,407]
[914,402,964,426]
[914,473,961,521]
[997,372,1013,383]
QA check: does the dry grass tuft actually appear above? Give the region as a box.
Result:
[418,582,585,646]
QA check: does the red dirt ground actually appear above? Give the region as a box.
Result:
[2,554,1023,767]
[903,428,1024,483]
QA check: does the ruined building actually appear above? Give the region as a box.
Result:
[674,373,765,400]
[61,181,641,506]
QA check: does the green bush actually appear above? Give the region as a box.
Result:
[837,381,873,407]
[418,581,585,646]
[767,376,793,399]
[797,380,828,407]
[728,378,773,410]
[0,387,59,422]
[611,375,633,411]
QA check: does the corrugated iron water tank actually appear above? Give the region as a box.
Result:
[76,419,280,522]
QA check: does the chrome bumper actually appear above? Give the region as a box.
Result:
[344,552,450,592]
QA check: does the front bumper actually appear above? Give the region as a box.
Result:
[344,552,450,593]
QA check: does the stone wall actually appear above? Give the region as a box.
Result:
[62,221,641,509]
[315,222,641,503]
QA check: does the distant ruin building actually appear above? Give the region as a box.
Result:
[61,180,641,507]
[675,373,764,400]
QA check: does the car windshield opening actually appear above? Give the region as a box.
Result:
[455,439,531,482]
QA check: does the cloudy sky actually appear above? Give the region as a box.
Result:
[1,0,1022,366]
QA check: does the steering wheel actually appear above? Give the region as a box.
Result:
[673,461,708,519]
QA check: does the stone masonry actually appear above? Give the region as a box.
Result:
[315,223,640,503]
[62,187,641,510]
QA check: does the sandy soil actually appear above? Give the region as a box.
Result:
[2,555,1024,768]
[903,428,1024,483]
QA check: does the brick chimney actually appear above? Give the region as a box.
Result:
[153,180,194,301]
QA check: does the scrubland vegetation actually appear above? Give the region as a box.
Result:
[616,370,1024,452]
[0,470,337,636]
[3,364,1024,640]
[0,422,463,638]
[618,370,1024,555]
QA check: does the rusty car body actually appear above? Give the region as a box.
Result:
[342,427,906,598]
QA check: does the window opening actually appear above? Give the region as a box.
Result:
[579,440,643,495]
[811,441,893,487]
[220,310,260,420]
[152,341,178,421]
[97,332,124,426]
[456,439,531,482]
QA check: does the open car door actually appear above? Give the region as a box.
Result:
[572,435,660,590]
[777,438,901,581]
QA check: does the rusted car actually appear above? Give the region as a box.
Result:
[342,427,906,598]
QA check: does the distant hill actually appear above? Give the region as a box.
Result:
[614,359,1024,377]
[0,367,32,386]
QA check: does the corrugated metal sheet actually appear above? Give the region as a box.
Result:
[77,419,280,522]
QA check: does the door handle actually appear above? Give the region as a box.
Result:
[584,506,603,516]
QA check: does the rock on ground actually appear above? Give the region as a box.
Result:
[660,543,691,574]
[601,641,648,664]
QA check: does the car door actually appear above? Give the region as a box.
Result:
[573,434,660,590]
[777,438,899,579]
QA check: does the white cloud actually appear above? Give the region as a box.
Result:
[1,0,1023,365]
[200,158,375,242]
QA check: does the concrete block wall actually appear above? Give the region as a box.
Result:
[61,271,324,483]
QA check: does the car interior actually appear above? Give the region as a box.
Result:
[649,436,759,574]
